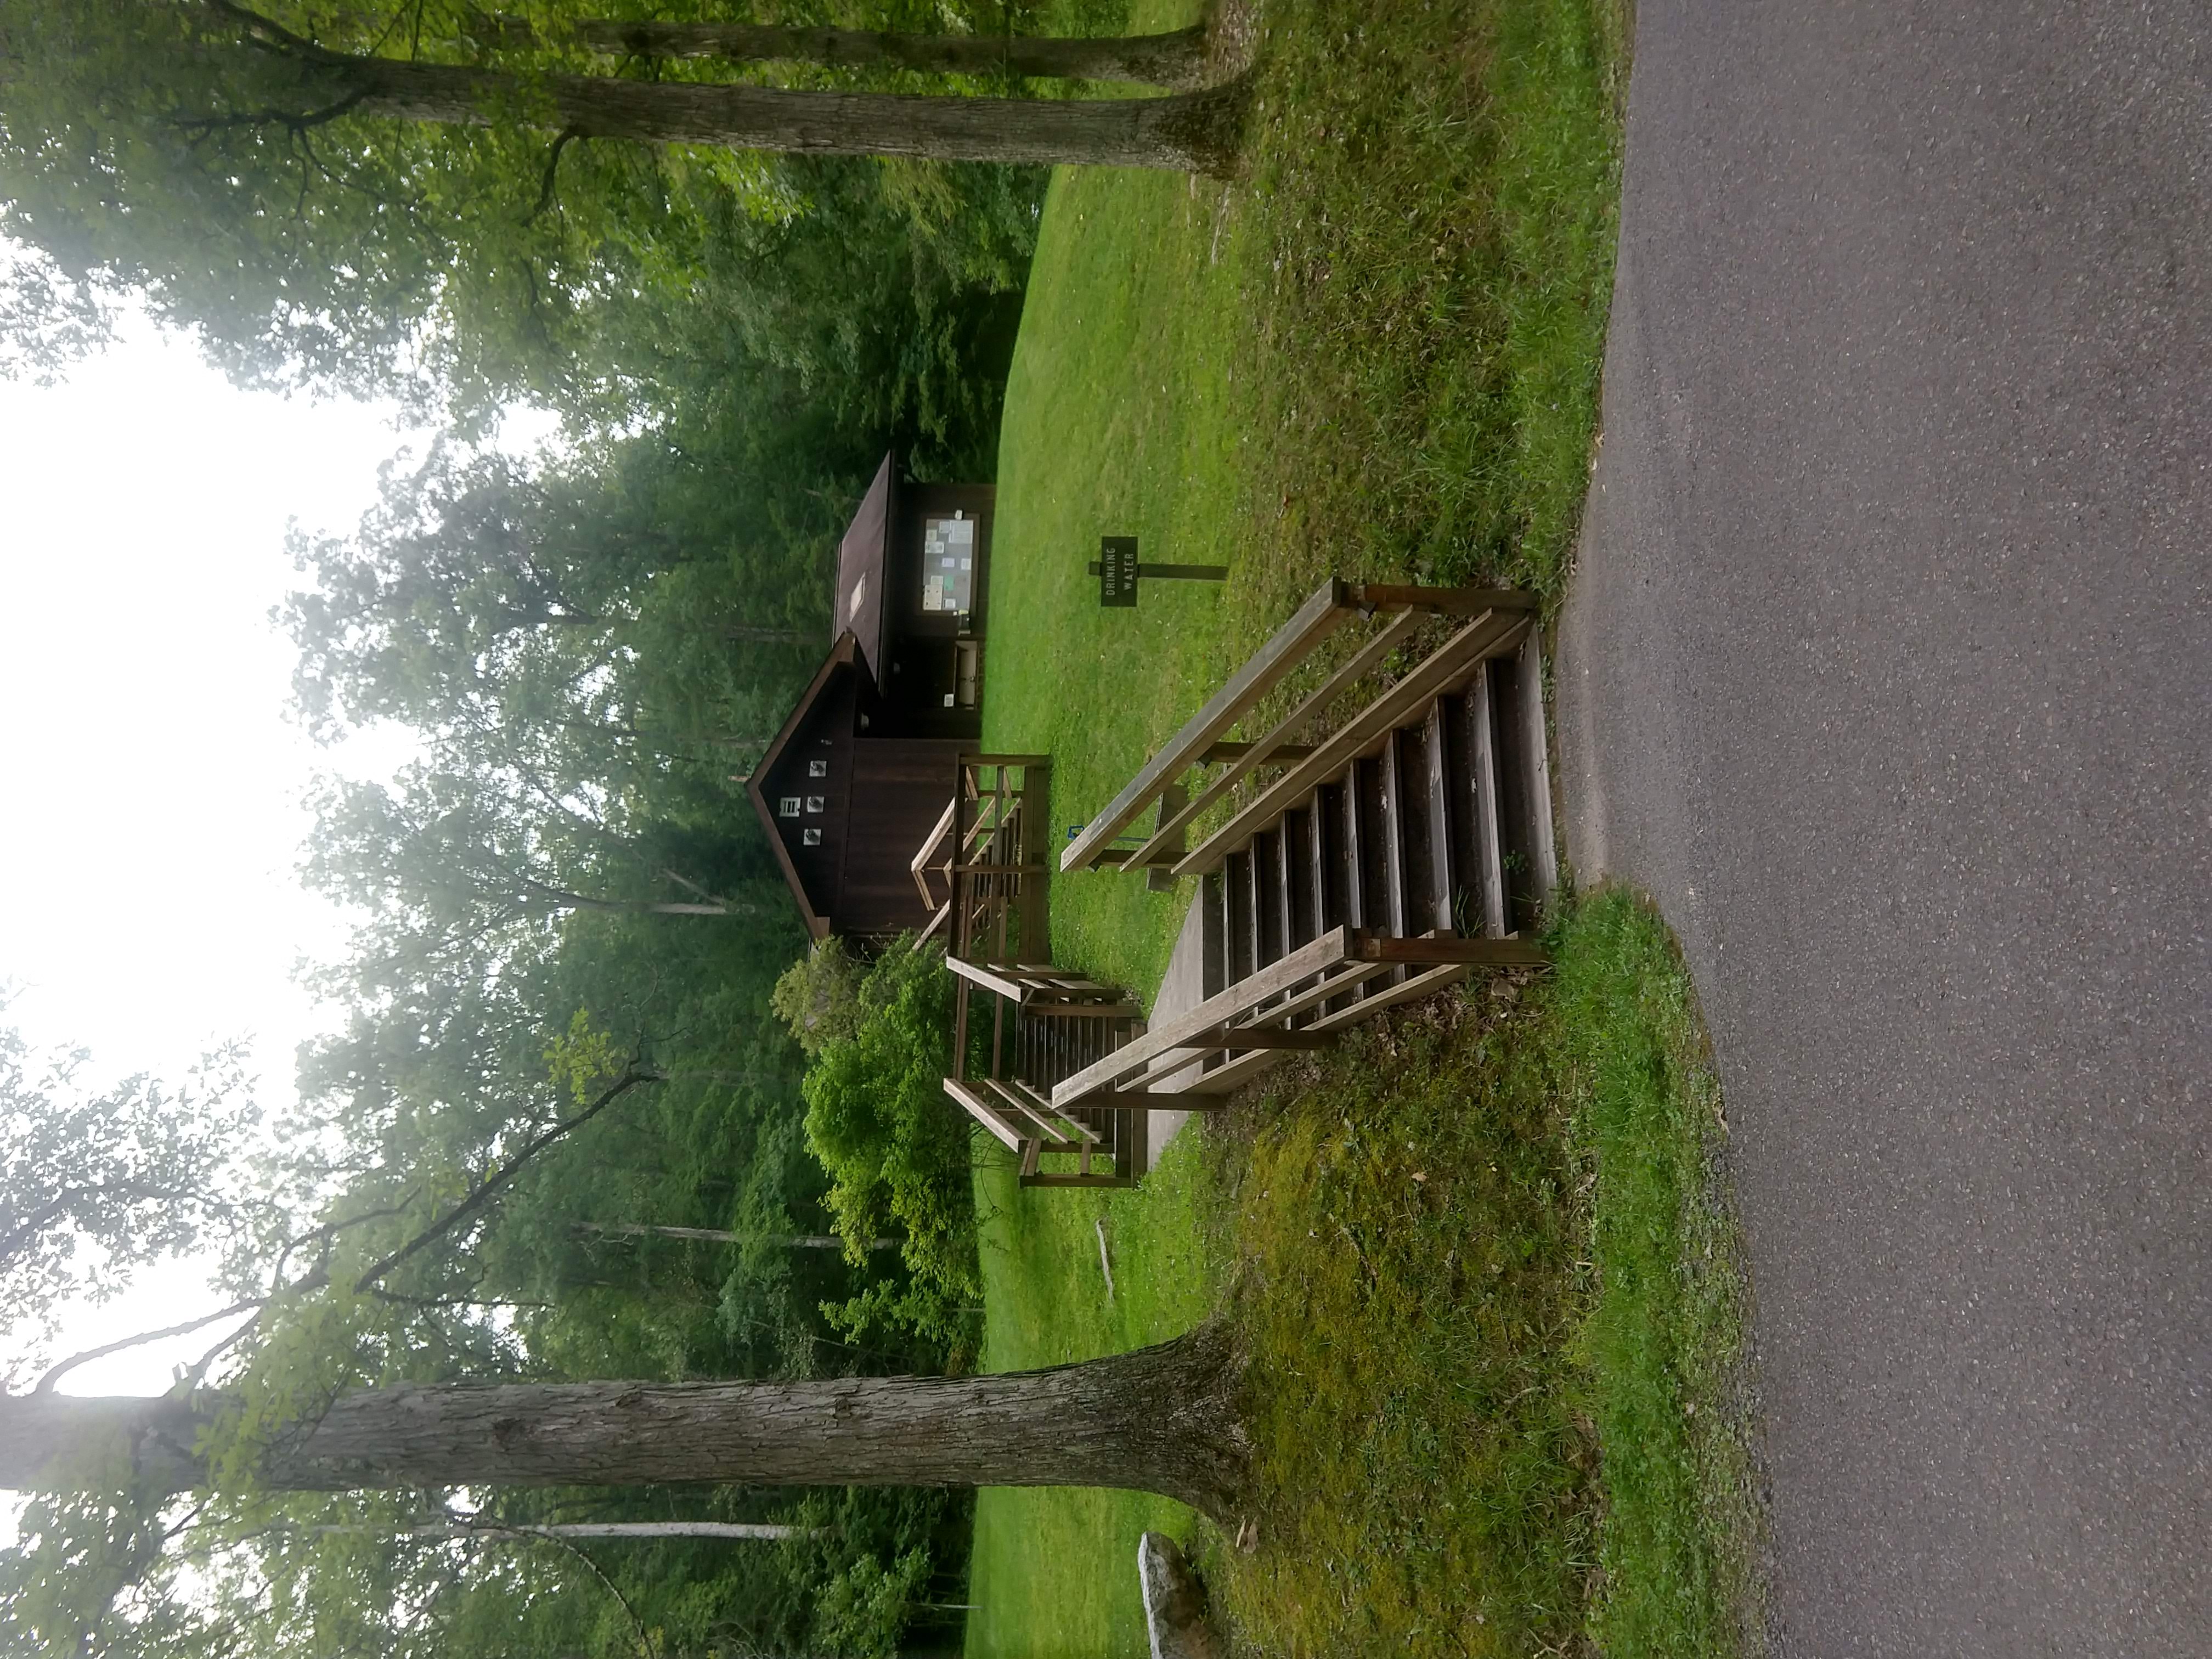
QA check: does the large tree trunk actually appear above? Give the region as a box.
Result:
[315,1520,807,1542]
[329,54,1249,173]
[574,21,1216,93]
[575,1222,898,1250]
[0,1325,1249,1520]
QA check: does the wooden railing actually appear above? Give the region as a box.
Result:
[931,755,1154,1188]
[1048,927,1548,1113]
[1058,580,1539,877]
[944,755,1051,964]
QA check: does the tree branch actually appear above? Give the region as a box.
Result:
[32,1297,264,1395]
[350,1067,659,1296]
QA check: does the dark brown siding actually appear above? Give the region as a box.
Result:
[837,738,970,936]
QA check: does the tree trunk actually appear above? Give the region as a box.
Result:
[575,21,1215,92]
[0,1325,1249,1520]
[314,1520,808,1542]
[326,53,1250,174]
[575,1222,898,1250]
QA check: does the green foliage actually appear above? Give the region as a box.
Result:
[771,936,870,1058]
[0,1005,257,1387]
[799,941,981,1351]
[814,1546,935,1658]
[545,1008,624,1107]
[0,0,1038,450]
[0,1492,211,1659]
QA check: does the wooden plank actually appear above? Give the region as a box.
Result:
[1347,583,1541,616]
[1125,606,1423,867]
[1019,1171,1136,1189]
[1173,611,1532,878]
[1174,1026,1333,1052]
[1423,701,1457,934]
[1225,850,1253,985]
[911,795,957,907]
[1060,580,1352,872]
[1342,766,1368,930]
[1469,673,1508,938]
[1090,1090,1232,1110]
[1351,932,1550,966]
[944,1077,1024,1153]
[1253,830,1283,969]
[946,953,1027,1001]
[1283,807,1313,949]
[1068,951,1386,1100]
[1379,730,1410,946]
[1051,926,1352,1106]
[1330,959,1468,1019]
[1516,633,1559,912]
[1203,739,1318,763]
[988,1079,1098,1143]
[1118,1099,1149,1177]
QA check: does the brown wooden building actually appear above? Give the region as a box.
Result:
[747,455,995,939]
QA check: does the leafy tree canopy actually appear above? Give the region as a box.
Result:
[0,0,1039,437]
[0,1006,257,1387]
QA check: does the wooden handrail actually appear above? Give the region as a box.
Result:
[1059,581,1541,876]
[1060,580,1352,872]
[1119,605,1425,868]
[1171,610,1530,878]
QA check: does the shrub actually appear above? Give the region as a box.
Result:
[797,939,979,1345]
[771,937,868,1058]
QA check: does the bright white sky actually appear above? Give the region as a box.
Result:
[0,295,561,1417]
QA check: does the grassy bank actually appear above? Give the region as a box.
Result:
[984,0,1630,996]
[961,896,1763,1656]
[961,0,1768,1651]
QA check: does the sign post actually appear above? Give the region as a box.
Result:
[1091,538,1227,608]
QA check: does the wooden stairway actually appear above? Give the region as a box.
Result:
[1046,580,1560,1126]
[1201,634,1557,1002]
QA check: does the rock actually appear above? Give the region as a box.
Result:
[1138,1531,1226,1659]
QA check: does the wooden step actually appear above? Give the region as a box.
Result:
[1251,828,1283,969]
[1314,780,1349,932]
[1486,657,1541,936]
[1224,849,1255,985]
[1352,755,1389,932]
[1376,741,1410,944]
[1465,674,1509,938]
[1392,721,1445,936]
[1282,805,1316,951]
[1424,696,1465,936]
[1199,869,1228,1001]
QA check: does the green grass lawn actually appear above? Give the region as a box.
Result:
[961,0,1765,1652]
[962,901,1763,1658]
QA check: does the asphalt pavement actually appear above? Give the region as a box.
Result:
[1555,3,2210,1652]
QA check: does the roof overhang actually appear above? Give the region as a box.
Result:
[746,633,865,940]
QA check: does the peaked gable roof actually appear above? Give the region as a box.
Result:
[746,633,866,940]
[832,454,896,679]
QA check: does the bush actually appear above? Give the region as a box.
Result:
[771,937,870,1058]
[796,940,980,1347]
